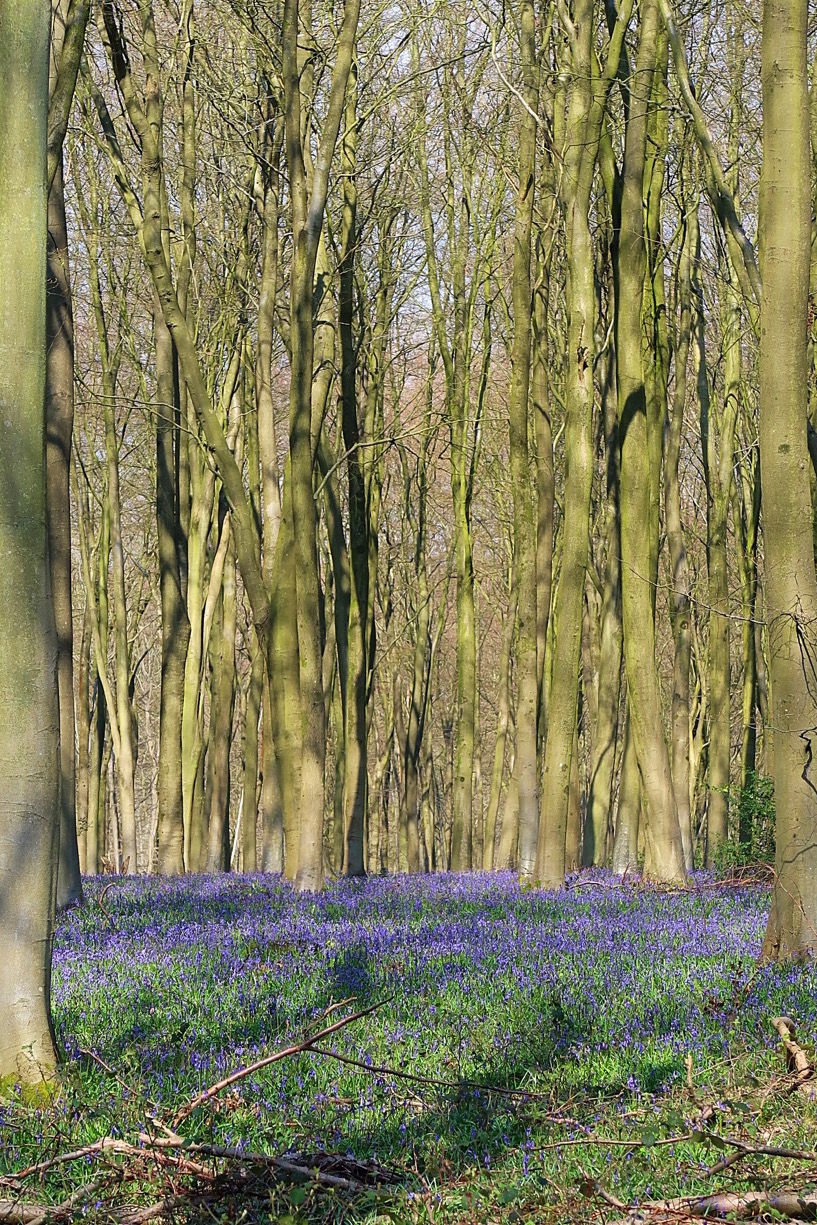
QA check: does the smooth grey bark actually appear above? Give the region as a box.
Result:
[759,0,817,960]
[0,0,61,1083]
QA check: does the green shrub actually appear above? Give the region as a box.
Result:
[713,771,775,874]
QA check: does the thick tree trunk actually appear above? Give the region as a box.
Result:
[536,0,597,887]
[0,0,60,1082]
[281,0,360,890]
[616,0,686,883]
[760,0,817,961]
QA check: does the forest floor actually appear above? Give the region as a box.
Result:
[3,871,817,1223]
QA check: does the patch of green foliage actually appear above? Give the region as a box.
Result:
[714,772,776,875]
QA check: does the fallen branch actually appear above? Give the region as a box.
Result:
[142,1137,400,1192]
[171,996,392,1127]
[0,1178,108,1224]
[773,1016,817,1094]
[605,1188,817,1221]
[3,1139,400,1224]
[306,1043,567,1106]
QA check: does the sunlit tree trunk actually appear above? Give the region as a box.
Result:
[154,0,192,875]
[205,527,237,872]
[484,577,516,870]
[611,698,640,873]
[664,199,695,869]
[509,0,539,879]
[242,634,263,872]
[537,0,617,886]
[46,0,88,906]
[338,61,368,876]
[0,0,60,1082]
[282,0,360,890]
[616,0,686,883]
[46,159,82,907]
[586,339,623,865]
[760,0,817,960]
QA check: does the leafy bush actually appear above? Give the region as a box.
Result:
[713,771,775,875]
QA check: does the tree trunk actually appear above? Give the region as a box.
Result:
[586,345,623,865]
[76,603,91,875]
[760,0,817,960]
[699,234,739,866]
[242,634,263,872]
[616,0,686,883]
[612,699,640,874]
[536,0,598,887]
[260,687,284,871]
[155,297,190,875]
[508,0,539,879]
[484,583,517,869]
[0,0,60,1082]
[664,200,695,870]
[338,60,368,877]
[205,529,237,873]
[46,156,82,908]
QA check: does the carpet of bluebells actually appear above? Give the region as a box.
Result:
[6,871,817,1217]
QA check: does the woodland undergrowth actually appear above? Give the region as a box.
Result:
[3,872,817,1223]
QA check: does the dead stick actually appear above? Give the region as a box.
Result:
[171,996,392,1127]
[13,1138,210,1183]
[0,1178,108,1225]
[306,1043,566,1105]
[135,1135,398,1191]
[591,1183,817,1222]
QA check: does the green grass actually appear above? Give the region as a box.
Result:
[3,871,817,1222]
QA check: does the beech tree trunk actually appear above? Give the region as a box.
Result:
[0,0,61,1083]
[760,0,817,960]
[46,158,82,909]
[616,0,686,883]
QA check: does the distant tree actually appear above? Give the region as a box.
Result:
[47,0,89,909]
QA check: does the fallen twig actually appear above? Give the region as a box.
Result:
[601,1187,817,1221]
[4,1137,400,1223]
[171,996,392,1127]
[306,1043,567,1106]
[0,1177,108,1224]
[142,1136,400,1191]
[773,1016,817,1095]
